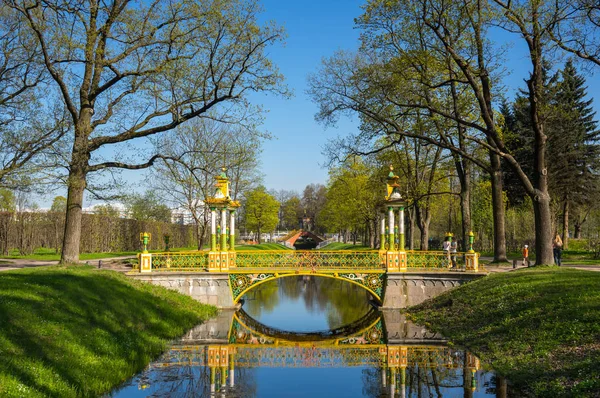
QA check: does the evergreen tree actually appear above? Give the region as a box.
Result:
[548,59,600,243]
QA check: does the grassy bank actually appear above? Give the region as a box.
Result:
[235,243,290,250]
[408,267,600,397]
[0,266,218,397]
[318,242,373,251]
[0,246,206,261]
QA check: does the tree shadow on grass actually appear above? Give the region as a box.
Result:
[0,268,217,397]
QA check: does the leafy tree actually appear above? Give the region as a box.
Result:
[126,192,171,223]
[244,187,279,244]
[151,118,263,250]
[548,59,600,246]
[0,188,15,212]
[0,4,68,186]
[50,196,67,213]
[280,196,302,230]
[320,158,379,246]
[301,184,327,234]
[94,204,121,218]
[7,0,286,263]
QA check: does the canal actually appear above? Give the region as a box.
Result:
[112,276,506,397]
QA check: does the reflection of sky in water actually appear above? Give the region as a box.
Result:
[247,292,331,331]
[241,276,371,332]
[113,362,501,397]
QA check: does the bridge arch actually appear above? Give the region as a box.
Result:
[229,271,385,305]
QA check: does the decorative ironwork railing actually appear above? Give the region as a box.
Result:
[151,251,209,271]
[406,251,467,269]
[234,250,384,270]
[154,345,471,369]
[143,249,475,271]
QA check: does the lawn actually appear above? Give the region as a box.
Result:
[0,246,205,261]
[235,243,291,251]
[318,242,374,251]
[0,266,217,397]
[407,267,600,397]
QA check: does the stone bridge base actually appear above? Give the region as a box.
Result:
[129,272,237,309]
[382,272,485,309]
[128,271,485,309]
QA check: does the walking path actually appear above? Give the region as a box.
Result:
[0,256,136,273]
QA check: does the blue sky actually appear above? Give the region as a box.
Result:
[249,0,364,194]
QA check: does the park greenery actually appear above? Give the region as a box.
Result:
[408,267,600,397]
[0,0,599,263]
[0,266,217,397]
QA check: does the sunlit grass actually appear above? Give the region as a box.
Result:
[318,242,373,251]
[408,267,600,397]
[235,243,291,251]
[0,266,217,397]
[0,246,210,261]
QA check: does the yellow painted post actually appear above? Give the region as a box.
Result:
[139,253,152,273]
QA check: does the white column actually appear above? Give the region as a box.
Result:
[399,209,404,235]
[211,209,216,234]
[221,208,227,250]
[388,207,395,251]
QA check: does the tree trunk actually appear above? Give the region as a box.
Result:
[60,170,87,263]
[490,153,508,262]
[408,206,415,250]
[533,193,554,264]
[562,200,569,250]
[195,222,203,250]
[574,223,582,239]
[257,226,262,244]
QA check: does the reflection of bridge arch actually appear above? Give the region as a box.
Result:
[230,307,384,345]
[229,270,385,305]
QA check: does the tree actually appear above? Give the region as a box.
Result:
[320,159,378,245]
[280,196,302,230]
[94,204,121,218]
[151,118,264,250]
[50,196,67,213]
[126,192,171,223]
[7,0,286,263]
[549,1,600,67]
[244,187,279,244]
[547,60,600,247]
[309,0,574,264]
[301,184,327,233]
[0,3,68,185]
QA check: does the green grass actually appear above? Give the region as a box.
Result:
[0,246,209,261]
[235,243,291,251]
[407,267,600,397]
[0,266,218,397]
[318,242,373,251]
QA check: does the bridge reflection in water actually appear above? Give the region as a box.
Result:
[113,310,507,397]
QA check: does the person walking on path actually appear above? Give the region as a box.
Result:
[450,239,458,268]
[553,234,563,266]
[522,245,529,267]
[442,236,451,268]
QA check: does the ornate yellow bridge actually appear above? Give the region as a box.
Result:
[132,167,482,308]
[135,248,480,307]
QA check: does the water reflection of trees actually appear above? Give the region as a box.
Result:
[242,276,372,329]
[126,364,258,397]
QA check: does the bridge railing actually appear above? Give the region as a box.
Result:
[140,249,478,272]
[235,250,384,269]
[150,251,209,271]
[406,250,468,269]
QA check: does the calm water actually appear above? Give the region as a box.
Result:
[111,276,507,397]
